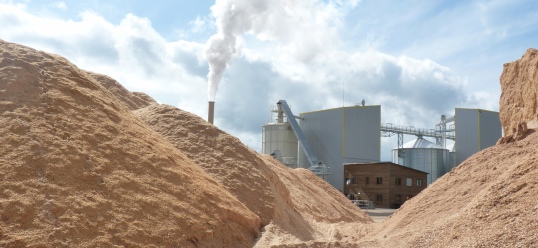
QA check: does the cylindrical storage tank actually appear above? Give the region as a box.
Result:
[262,123,298,168]
[392,137,449,185]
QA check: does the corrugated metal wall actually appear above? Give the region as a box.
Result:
[479,110,502,150]
[392,148,448,185]
[298,105,381,191]
[455,109,479,165]
[343,107,382,164]
[455,108,501,165]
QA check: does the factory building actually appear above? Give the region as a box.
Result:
[297,105,381,191]
[262,100,501,191]
[343,162,428,209]
[453,108,502,166]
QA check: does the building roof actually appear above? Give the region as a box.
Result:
[392,137,445,149]
[344,162,429,175]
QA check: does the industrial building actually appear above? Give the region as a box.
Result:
[453,108,502,165]
[343,162,428,208]
[262,100,502,191]
[297,105,381,191]
[389,108,502,185]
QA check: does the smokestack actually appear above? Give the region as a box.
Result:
[208,101,215,124]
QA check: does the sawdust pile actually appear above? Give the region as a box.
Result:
[133,105,371,246]
[0,40,260,247]
[498,48,538,143]
[86,72,157,111]
[362,133,538,247]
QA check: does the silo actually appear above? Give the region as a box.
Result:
[392,137,448,185]
[262,122,298,168]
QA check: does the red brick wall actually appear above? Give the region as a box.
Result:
[343,163,427,208]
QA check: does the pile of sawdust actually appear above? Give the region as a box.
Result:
[499,48,538,136]
[361,132,538,247]
[133,104,372,246]
[86,72,157,111]
[0,39,259,247]
[3,39,537,247]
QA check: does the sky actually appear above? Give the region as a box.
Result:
[1,0,537,161]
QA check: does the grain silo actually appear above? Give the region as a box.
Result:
[262,122,298,167]
[392,137,448,185]
[262,103,300,168]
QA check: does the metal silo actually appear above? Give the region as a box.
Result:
[392,137,448,185]
[262,122,298,168]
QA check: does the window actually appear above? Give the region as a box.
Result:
[352,177,359,184]
[395,194,401,203]
[376,194,383,202]
[406,178,412,186]
[376,177,383,184]
[365,177,369,184]
[395,178,402,186]
[417,179,423,187]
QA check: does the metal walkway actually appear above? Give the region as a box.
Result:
[381,123,455,140]
[381,123,455,158]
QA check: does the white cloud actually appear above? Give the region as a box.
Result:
[189,16,210,33]
[0,0,510,159]
[0,3,210,118]
[53,1,66,10]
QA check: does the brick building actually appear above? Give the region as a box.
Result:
[343,162,428,208]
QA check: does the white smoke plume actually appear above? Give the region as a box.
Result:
[205,0,354,101]
[205,0,257,101]
[205,33,237,101]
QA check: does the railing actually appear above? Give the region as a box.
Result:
[381,123,455,140]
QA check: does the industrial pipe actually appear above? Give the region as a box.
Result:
[208,101,215,124]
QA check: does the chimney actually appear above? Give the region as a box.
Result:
[208,101,215,124]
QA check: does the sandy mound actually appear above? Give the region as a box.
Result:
[134,104,372,246]
[498,48,538,142]
[255,156,372,247]
[361,133,538,247]
[0,39,259,247]
[87,71,157,111]
[134,104,276,226]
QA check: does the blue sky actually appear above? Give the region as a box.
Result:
[1,0,537,161]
